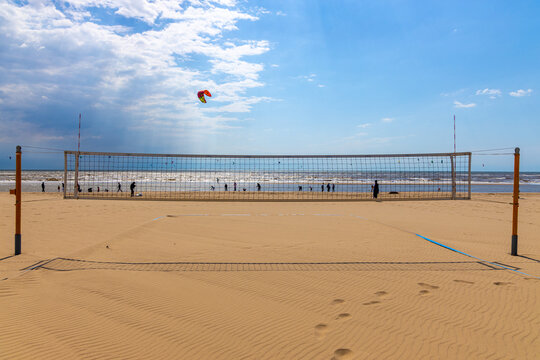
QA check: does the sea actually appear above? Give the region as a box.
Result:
[0,170,539,194]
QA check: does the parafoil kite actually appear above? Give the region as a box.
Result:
[197,90,212,103]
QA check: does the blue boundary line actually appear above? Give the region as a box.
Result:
[416,234,539,279]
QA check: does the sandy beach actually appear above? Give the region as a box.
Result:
[0,193,539,359]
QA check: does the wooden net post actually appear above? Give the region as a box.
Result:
[511,147,520,256]
[450,154,456,200]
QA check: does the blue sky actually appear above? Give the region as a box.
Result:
[0,0,539,170]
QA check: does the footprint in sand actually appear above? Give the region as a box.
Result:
[454,279,475,284]
[314,323,330,339]
[335,313,351,321]
[493,281,513,286]
[363,300,380,306]
[331,299,345,305]
[332,348,354,360]
[418,283,439,296]
[418,282,439,290]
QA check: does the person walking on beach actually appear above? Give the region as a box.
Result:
[41,182,45,192]
[130,182,136,197]
[332,184,335,192]
[57,184,60,192]
[117,182,122,192]
[62,183,64,191]
[321,184,324,192]
[224,184,228,191]
[373,180,379,199]
[257,183,261,191]
[326,183,331,192]
[234,182,237,191]
[298,185,302,191]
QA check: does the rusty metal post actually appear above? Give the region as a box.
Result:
[15,145,22,255]
[511,147,520,256]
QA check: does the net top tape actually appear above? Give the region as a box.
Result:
[65,151,472,159]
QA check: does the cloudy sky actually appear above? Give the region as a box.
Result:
[1,0,539,170]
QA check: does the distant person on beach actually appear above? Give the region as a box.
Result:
[332,184,335,192]
[210,185,215,191]
[257,183,261,191]
[224,184,228,191]
[117,182,122,192]
[62,183,64,191]
[41,182,45,192]
[97,187,100,192]
[310,186,313,192]
[321,184,324,192]
[57,185,60,192]
[298,185,302,191]
[217,178,219,183]
[130,182,136,197]
[373,180,379,199]
[77,183,81,193]
[234,182,237,191]
[326,183,331,192]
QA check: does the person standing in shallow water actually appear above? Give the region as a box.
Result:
[41,182,45,192]
[373,180,379,199]
[130,182,136,197]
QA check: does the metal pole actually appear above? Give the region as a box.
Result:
[450,155,456,200]
[15,146,21,255]
[511,147,520,256]
[63,151,68,199]
[468,153,472,199]
[74,113,81,199]
[453,114,456,154]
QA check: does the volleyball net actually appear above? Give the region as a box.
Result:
[63,151,472,201]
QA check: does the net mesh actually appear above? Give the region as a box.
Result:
[64,151,471,201]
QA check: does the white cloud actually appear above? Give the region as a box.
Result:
[475,88,501,99]
[270,64,279,68]
[276,11,286,16]
[0,0,271,137]
[381,117,394,123]
[509,89,533,97]
[357,123,371,128]
[317,84,325,88]
[343,132,368,140]
[453,101,476,108]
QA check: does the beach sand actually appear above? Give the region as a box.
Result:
[0,193,539,359]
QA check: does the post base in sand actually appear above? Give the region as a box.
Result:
[15,234,21,255]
